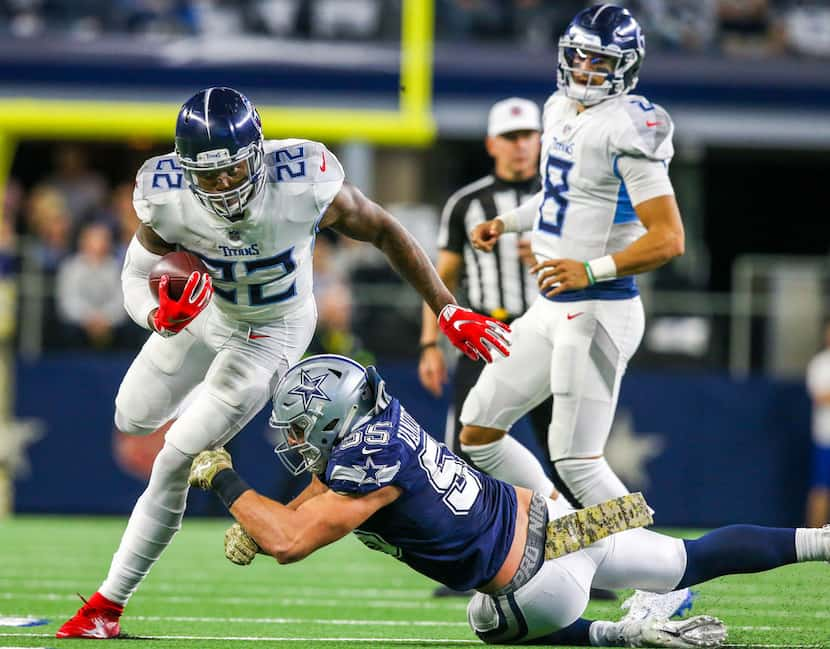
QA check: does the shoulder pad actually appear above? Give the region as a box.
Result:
[612,96,675,162]
[133,152,184,225]
[325,429,403,495]
[264,139,344,185]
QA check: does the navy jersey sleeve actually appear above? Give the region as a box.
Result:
[325,423,407,495]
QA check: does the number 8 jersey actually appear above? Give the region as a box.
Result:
[534,91,675,301]
[133,138,344,323]
[321,397,518,592]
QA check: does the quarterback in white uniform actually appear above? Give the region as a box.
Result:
[57,87,510,639]
[461,4,688,613]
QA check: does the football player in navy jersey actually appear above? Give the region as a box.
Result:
[189,354,830,648]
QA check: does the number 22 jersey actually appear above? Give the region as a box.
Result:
[320,398,518,592]
[133,138,344,323]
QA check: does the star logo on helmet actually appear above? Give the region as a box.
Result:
[288,370,331,411]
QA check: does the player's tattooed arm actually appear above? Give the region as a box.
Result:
[319,182,456,316]
[136,223,176,256]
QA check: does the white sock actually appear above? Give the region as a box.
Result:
[554,457,628,506]
[795,527,828,562]
[99,443,192,605]
[461,435,554,495]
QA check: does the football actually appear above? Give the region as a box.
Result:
[148,251,208,301]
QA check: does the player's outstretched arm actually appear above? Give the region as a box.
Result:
[418,251,461,397]
[320,183,510,362]
[189,449,401,564]
[319,182,455,316]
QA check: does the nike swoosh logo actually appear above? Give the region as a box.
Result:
[249,333,271,340]
[362,448,382,455]
[645,121,662,128]
[452,319,482,332]
[567,312,584,320]
[320,151,327,172]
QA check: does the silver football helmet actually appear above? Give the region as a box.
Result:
[271,354,390,476]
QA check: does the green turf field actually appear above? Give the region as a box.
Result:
[0,516,827,648]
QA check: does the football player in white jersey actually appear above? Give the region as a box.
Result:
[57,87,510,639]
[459,4,690,617]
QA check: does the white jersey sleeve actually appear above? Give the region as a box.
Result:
[609,96,675,206]
[132,151,187,242]
[264,139,345,226]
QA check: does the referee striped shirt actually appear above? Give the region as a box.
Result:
[437,174,542,318]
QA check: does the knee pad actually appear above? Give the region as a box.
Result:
[204,353,271,411]
[554,457,628,506]
[467,593,500,637]
[114,407,159,437]
[462,436,554,495]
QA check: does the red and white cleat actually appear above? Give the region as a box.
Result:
[55,592,123,639]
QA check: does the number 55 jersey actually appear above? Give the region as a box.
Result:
[534,92,675,301]
[321,397,518,592]
[133,138,344,323]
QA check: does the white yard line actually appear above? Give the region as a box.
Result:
[0,632,477,644]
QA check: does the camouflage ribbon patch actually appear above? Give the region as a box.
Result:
[544,492,653,560]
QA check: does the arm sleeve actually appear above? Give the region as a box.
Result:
[121,235,162,329]
[497,190,543,233]
[615,156,675,206]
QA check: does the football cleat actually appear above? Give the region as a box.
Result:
[621,615,727,648]
[55,592,123,639]
[621,588,696,623]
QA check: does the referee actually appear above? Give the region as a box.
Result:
[419,96,550,466]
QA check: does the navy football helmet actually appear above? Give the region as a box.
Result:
[557,4,645,106]
[175,87,266,221]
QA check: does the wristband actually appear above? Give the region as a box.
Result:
[495,212,519,233]
[583,262,596,286]
[212,468,251,509]
[419,341,438,351]
[587,255,617,283]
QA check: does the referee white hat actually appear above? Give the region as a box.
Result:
[487,97,541,137]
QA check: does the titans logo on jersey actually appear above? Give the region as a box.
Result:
[320,399,518,591]
[132,138,345,323]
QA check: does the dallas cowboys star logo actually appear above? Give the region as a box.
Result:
[287,369,331,411]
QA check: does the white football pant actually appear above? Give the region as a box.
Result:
[101,298,316,604]
[467,498,687,644]
[460,296,644,503]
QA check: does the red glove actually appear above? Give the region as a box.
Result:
[152,272,213,336]
[438,304,511,363]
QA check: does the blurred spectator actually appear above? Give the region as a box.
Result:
[310,233,374,365]
[511,0,585,51]
[773,0,830,58]
[45,144,107,227]
[25,185,72,273]
[309,0,382,40]
[102,181,141,264]
[114,0,199,36]
[435,0,510,42]
[805,320,830,527]
[55,221,127,349]
[623,0,718,51]
[718,0,775,57]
